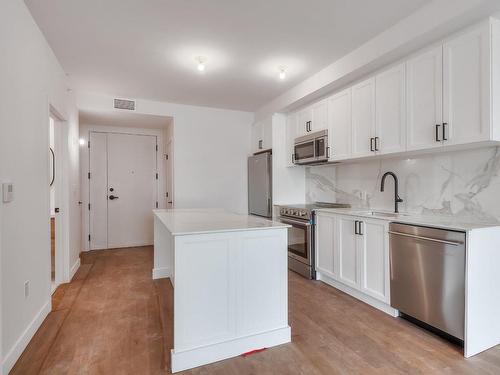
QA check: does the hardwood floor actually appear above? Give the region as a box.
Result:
[11,246,500,374]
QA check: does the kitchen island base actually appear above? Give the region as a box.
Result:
[153,210,291,373]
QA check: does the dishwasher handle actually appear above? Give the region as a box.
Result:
[388,230,464,246]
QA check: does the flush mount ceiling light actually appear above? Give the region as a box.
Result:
[278,66,287,80]
[196,56,207,72]
[79,138,86,146]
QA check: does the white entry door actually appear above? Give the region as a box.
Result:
[89,132,157,250]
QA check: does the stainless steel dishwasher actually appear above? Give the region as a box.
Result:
[389,223,466,340]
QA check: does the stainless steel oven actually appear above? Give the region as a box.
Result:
[294,129,329,165]
[279,205,315,279]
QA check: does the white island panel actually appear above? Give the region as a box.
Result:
[153,209,291,373]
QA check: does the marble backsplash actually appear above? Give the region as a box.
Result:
[306,146,500,224]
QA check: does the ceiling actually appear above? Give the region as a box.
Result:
[26,0,431,112]
[79,110,171,129]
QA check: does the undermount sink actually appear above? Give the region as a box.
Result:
[351,210,408,218]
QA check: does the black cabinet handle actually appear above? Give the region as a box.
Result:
[374,137,380,151]
[435,124,441,142]
[442,122,448,141]
[109,195,119,200]
[370,137,374,152]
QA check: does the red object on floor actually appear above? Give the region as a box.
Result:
[241,348,267,357]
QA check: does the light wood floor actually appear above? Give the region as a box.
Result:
[11,246,500,374]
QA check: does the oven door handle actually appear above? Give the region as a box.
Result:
[280,218,312,227]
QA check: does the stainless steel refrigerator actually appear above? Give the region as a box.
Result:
[248,152,272,218]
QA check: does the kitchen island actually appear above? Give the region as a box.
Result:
[153,209,291,373]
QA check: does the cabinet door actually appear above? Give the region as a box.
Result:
[351,78,376,158]
[338,216,358,288]
[443,24,490,145]
[375,64,406,155]
[315,214,336,278]
[358,219,389,303]
[286,114,297,167]
[297,107,313,137]
[328,88,352,161]
[406,46,443,151]
[311,99,328,132]
[251,121,264,153]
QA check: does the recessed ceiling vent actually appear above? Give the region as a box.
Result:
[114,98,135,111]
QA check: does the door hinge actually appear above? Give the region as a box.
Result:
[165,154,168,160]
[88,140,90,148]
[156,144,158,152]
[88,172,91,179]
[155,173,158,180]
[88,234,91,242]
[156,201,158,208]
[88,203,91,210]
[166,192,169,198]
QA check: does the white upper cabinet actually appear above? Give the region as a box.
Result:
[296,100,328,137]
[296,107,313,137]
[311,99,328,133]
[375,63,406,155]
[351,78,376,158]
[406,46,443,151]
[286,113,297,167]
[328,88,352,161]
[251,118,272,153]
[443,23,491,146]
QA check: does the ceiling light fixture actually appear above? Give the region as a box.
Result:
[278,66,287,80]
[196,56,206,72]
[79,138,86,146]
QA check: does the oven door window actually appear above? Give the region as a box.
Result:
[287,223,309,261]
[295,141,314,161]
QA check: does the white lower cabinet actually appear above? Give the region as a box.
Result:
[315,212,393,314]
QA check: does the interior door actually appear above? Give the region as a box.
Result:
[89,132,157,250]
[107,133,157,248]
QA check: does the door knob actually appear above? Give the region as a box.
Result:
[109,195,119,200]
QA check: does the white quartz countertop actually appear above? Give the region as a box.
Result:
[154,208,290,236]
[315,208,500,232]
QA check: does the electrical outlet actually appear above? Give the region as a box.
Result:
[24,280,30,298]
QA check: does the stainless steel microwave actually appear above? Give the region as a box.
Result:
[293,129,329,165]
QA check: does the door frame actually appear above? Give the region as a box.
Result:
[48,106,68,291]
[81,125,166,251]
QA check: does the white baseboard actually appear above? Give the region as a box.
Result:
[171,326,291,373]
[152,266,171,280]
[2,299,51,374]
[70,257,81,281]
[317,272,399,317]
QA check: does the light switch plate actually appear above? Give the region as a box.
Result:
[2,182,14,203]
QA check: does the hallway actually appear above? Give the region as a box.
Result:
[11,247,500,374]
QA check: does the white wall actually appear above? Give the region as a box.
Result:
[0,1,80,373]
[77,93,254,215]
